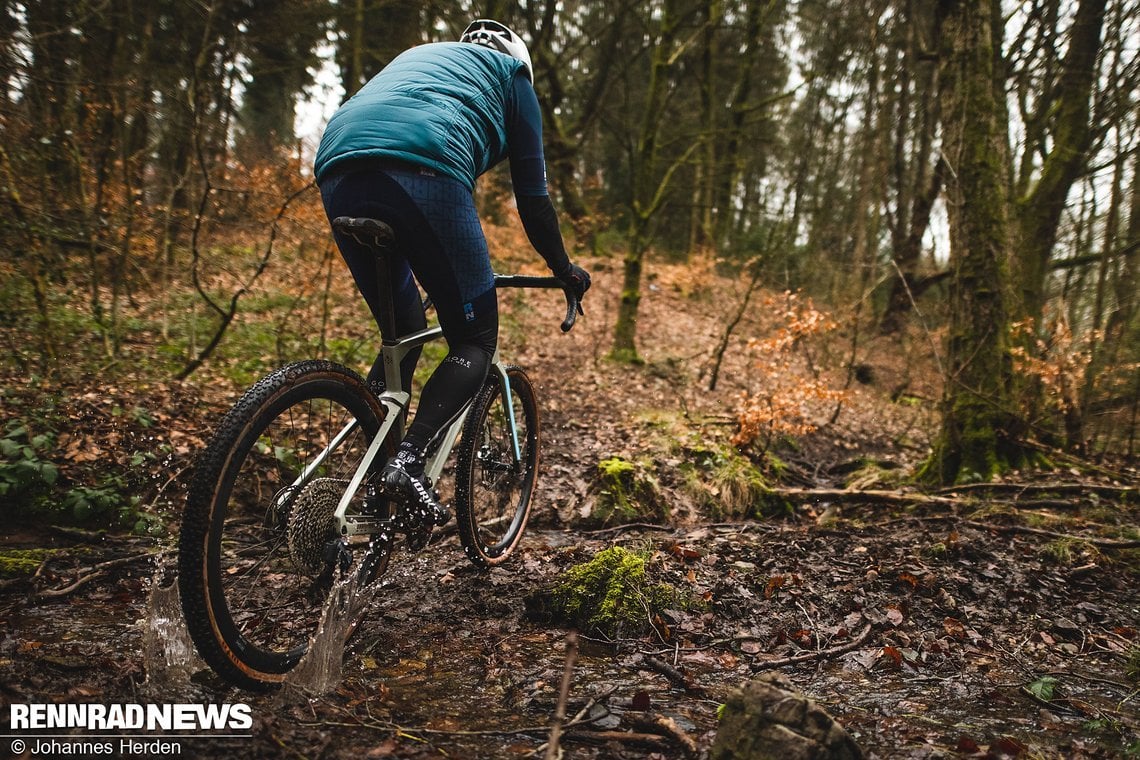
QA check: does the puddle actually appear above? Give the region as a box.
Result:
[127,546,393,698]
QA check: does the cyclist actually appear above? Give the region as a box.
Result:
[313,19,590,525]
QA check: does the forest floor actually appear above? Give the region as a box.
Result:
[2,248,1139,759]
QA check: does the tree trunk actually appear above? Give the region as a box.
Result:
[613,229,648,364]
[921,0,1019,485]
[689,0,720,253]
[1011,0,1106,324]
[610,0,687,362]
[1107,123,1140,342]
[879,2,944,333]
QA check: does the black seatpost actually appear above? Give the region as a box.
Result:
[331,216,400,339]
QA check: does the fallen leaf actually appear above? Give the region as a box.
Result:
[632,690,651,711]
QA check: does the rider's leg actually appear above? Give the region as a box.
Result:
[318,166,428,391]
[379,166,499,460]
[371,169,500,522]
[379,302,497,526]
[399,289,498,455]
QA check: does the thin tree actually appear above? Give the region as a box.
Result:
[611,0,703,362]
[1010,0,1107,325]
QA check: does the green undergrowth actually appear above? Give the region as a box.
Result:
[638,409,791,521]
[0,417,160,534]
[541,546,681,638]
[680,443,783,520]
[582,409,800,528]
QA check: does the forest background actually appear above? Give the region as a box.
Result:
[2,0,1140,756]
[3,0,1139,491]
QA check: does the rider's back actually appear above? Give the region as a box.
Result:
[312,42,527,190]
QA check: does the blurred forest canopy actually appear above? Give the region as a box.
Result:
[0,0,1138,483]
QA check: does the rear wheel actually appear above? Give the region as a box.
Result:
[454,365,539,569]
[177,360,393,690]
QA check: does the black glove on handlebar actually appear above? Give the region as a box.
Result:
[557,263,591,300]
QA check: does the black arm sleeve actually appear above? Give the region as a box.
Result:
[505,75,571,276]
[516,194,571,277]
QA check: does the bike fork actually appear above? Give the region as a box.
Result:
[493,364,523,467]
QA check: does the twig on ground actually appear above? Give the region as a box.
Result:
[772,487,959,508]
[544,630,579,760]
[32,552,156,600]
[934,482,1138,500]
[638,654,699,692]
[560,729,669,752]
[531,688,618,757]
[750,623,874,672]
[34,570,105,599]
[625,714,698,757]
[579,523,676,537]
[962,520,1140,549]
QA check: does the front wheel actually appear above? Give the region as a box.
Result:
[455,365,539,569]
[177,360,394,690]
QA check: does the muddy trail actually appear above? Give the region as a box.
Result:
[3,509,1139,759]
[3,257,1140,758]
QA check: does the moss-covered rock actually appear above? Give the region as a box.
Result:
[680,444,776,520]
[542,546,678,638]
[711,673,864,760]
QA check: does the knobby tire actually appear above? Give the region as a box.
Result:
[177,360,392,690]
[454,365,539,569]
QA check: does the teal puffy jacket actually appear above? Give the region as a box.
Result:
[313,42,527,190]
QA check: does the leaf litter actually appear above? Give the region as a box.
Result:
[1,250,1138,758]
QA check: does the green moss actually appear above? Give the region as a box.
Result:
[591,456,665,526]
[1040,537,1097,567]
[1042,539,1075,565]
[680,444,773,520]
[0,548,62,578]
[1126,646,1140,682]
[607,347,644,365]
[600,457,637,478]
[844,460,903,490]
[547,546,678,637]
[764,451,790,478]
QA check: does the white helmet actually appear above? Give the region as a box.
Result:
[460,19,533,83]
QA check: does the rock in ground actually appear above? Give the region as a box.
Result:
[711,672,863,760]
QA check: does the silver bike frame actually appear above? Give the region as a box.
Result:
[300,324,519,538]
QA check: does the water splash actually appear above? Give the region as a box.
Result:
[138,554,202,688]
[283,560,384,696]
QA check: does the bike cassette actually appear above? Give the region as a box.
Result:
[286,477,347,575]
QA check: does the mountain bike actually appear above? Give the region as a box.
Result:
[177,216,581,690]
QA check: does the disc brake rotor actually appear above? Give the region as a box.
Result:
[286,477,347,576]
